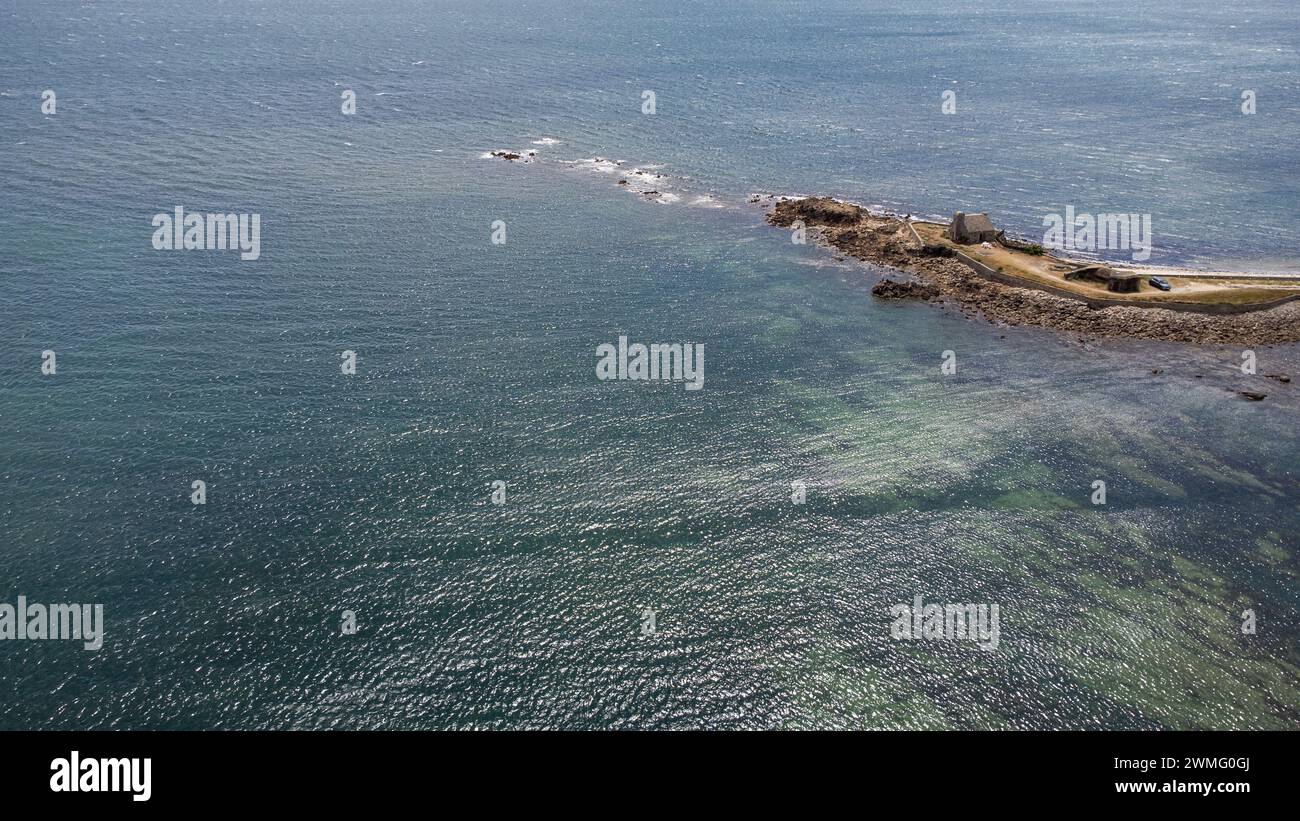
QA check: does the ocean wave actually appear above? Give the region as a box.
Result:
[567,157,621,173]
[689,195,725,208]
[562,157,739,208]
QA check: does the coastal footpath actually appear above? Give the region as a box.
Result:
[767,197,1300,346]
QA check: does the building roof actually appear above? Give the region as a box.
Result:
[962,213,996,234]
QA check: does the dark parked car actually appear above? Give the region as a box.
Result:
[1149,276,1172,291]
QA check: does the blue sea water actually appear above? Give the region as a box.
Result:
[0,0,1297,729]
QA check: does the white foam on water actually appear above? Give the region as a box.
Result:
[569,157,621,173]
[689,195,726,208]
[566,155,727,209]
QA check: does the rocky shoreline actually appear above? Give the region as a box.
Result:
[767,197,1300,346]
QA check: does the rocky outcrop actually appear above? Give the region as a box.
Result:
[872,278,939,300]
[770,197,862,226]
[490,150,536,162]
[917,243,955,258]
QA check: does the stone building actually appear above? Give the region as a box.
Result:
[1064,264,1142,293]
[947,211,999,244]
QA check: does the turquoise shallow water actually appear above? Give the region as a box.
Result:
[0,0,1297,729]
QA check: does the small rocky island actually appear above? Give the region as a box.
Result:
[767,197,1300,345]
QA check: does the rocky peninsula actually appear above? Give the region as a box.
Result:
[766,197,1300,345]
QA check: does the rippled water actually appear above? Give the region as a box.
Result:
[0,0,1297,729]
